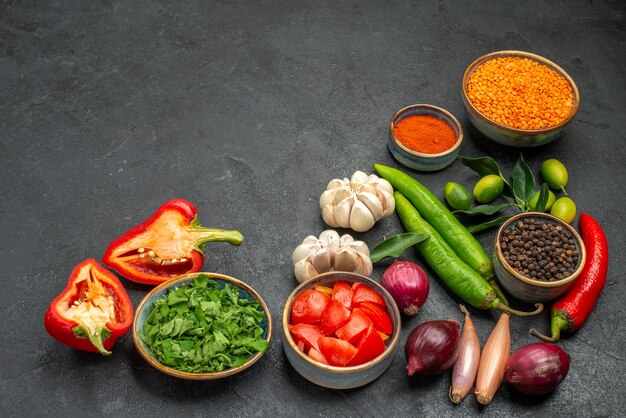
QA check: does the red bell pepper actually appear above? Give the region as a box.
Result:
[102,199,243,285]
[44,259,133,355]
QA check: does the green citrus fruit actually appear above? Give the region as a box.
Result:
[473,175,504,204]
[541,159,569,193]
[527,190,556,212]
[550,197,577,224]
[444,182,472,210]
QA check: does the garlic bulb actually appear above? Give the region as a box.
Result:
[320,171,395,232]
[292,230,373,283]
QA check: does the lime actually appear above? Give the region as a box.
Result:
[444,182,472,210]
[550,197,577,224]
[527,190,556,212]
[541,159,569,193]
[473,175,504,204]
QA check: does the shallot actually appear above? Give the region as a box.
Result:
[449,305,481,404]
[381,260,429,316]
[405,320,460,376]
[505,342,570,395]
[475,313,510,406]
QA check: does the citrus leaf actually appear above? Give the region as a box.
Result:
[466,215,512,234]
[534,183,551,213]
[511,154,535,204]
[370,232,429,263]
[453,203,516,216]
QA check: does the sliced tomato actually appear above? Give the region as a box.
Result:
[291,289,331,324]
[297,340,306,352]
[318,337,358,367]
[332,281,353,309]
[335,308,372,343]
[308,347,329,365]
[351,282,360,291]
[347,325,387,367]
[358,301,393,334]
[289,323,323,352]
[314,285,333,297]
[352,283,387,308]
[320,299,351,335]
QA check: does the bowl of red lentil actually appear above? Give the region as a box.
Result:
[493,212,586,303]
[388,104,463,171]
[462,50,580,147]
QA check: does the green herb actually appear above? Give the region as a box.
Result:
[370,232,428,263]
[139,274,268,373]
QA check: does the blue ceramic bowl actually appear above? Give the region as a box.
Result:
[493,213,586,303]
[282,271,401,390]
[133,272,272,380]
[462,50,580,147]
[388,104,463,171]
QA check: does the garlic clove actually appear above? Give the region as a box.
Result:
[311,248,333,273]
[294,259,319,283]
[340,233,355,245]
[334,249,358,272]
[355,254,374,276]
[357,191,384,220]
[292,244,315,263]
[319,230,340,246]
[378,190,396,217]
[333,196,354,229]
[322,204,339,227]
[350,171,369,186]
[349,199,376,232]
[319,190,336,208]
[358,182,377,196]
[327,178,347,190]
[370,177,394,196]
[349,240,371,256]
[332,187,354,205]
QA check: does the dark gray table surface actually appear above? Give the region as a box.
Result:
[2,0,625,416]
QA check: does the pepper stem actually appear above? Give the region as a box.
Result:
[488,279,509,307]
[72,323,112,356]
[496,302,544,317]
[529,328,558,343]
[189,219,244,253]
[529,314,567,342]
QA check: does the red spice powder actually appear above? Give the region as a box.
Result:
[393,115,457,154]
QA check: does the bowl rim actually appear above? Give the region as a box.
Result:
[494,212,586,288]
[389,103,464,158]
[132,272,273,380]
[282,271,401,374]
[462,50,580,134]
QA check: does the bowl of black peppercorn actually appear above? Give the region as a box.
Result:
[493,212,586,303]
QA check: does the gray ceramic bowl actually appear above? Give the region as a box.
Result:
[462,50,580,147]
[282,271,401,389]
[133,272,272,380]
[388,104,463,171]
[493,213,586,303]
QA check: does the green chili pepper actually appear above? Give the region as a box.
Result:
[394,192,542,316]
[374,164,509,305]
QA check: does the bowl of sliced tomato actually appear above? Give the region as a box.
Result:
[281,271,401,389]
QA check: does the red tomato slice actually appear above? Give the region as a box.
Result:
[334,308,372,343]
[358,301,393,334]
[347,325,386,367]
[320,299,351,335]
[352,283,387,308]
[297,340,306,353]
[289,323,323,352]
[308,347,329,365]
[332,281,353,309]
[318,337,358,366]
[291,289,331,324]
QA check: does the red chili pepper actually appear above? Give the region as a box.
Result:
[530,213,608,342]
[44,259,134,355]
[102,199,243,285]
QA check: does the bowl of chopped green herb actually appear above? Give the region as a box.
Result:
[132,272,272,380]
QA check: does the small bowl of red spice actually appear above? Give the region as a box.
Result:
[388,104,463,172]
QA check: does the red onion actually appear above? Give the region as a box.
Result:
[381,260,429,316]
[405,320,460,376]
[505,342,570,395]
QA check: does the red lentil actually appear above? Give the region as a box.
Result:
[466,57,574,130]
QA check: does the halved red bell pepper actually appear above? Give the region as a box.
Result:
[44,259,133,355]
[102,199,243,285]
